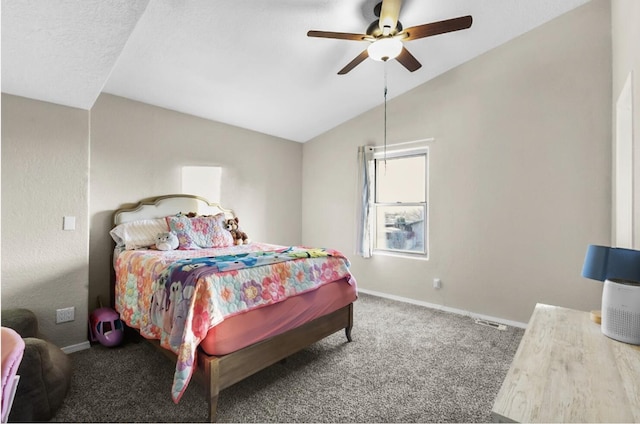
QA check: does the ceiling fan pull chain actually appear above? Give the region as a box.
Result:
[383,62,388,170]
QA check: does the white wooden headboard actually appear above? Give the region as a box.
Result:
[113,194,235,226]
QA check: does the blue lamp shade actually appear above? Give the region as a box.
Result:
[582,245,640,283]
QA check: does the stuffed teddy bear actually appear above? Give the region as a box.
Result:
[225,217,250,245]
[155,231,179,250]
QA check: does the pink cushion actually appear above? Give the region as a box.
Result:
[1,327,25,422]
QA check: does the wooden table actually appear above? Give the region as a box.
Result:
[492,303,640,422]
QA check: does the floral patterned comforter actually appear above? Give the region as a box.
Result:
[114,242,355,402]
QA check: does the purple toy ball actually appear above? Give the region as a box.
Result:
[89,307,124,347]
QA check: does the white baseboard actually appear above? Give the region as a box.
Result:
[62,340,91,354]
[357,288,528,329]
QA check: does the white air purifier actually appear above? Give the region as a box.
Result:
[601,279,640,345]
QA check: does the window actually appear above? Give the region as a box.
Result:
[181,166,222,203]
[373,149,428,256]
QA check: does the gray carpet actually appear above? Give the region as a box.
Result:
[52,294,524,423]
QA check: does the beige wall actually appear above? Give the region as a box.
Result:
[302,0,612,324]
[88,94,303,308]
[611,0,640,248]
[1,94,90,348]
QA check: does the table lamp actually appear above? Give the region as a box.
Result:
[582,244,640,344]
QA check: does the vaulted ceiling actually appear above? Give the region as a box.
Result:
[1,0,590,142]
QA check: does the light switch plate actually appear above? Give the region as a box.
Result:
[63,216,76,231]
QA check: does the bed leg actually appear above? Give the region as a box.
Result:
[345,303,354,342]
[206,359,220,423]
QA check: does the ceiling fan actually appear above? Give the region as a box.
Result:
[307,0,472,75]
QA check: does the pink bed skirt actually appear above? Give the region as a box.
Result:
[199,278,357,355]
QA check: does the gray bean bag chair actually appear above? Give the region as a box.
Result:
[1,308,72,422]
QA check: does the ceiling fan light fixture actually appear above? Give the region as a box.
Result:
[367,38,403,62]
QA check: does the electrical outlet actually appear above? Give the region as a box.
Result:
[433,278,442,289]
[56,307,75,324]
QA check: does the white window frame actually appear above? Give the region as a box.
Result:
[372,147,429,258]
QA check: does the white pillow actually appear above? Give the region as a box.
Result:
[110,218,169,250]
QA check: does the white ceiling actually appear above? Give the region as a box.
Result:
[1,0,590,142]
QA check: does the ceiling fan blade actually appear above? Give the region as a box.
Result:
[379,0,402,34]
[307,30,369,41]
[402,15,472,41]
[396,47,422,72]
[338,49,370,75]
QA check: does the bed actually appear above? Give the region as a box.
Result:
[110,194,357,422]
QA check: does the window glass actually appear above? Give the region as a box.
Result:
[375,155,425,203]
[375,205,426,253]
[181,166,222,203]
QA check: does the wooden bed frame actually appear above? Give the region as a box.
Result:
[112,194,354,422]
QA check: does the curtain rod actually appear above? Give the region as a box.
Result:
[371,137,435,150]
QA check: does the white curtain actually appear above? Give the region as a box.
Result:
[356,146,374,258]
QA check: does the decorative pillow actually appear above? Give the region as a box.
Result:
[109,218,170,250]
[166,213,234,249]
